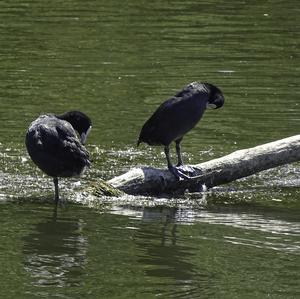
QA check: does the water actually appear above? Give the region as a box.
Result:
[0,0,300,298]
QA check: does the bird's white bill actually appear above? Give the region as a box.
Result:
[80,126,92,144]
[206,103,217,109]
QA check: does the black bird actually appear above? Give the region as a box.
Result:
[25,111,92,204]
[137,82,224,179]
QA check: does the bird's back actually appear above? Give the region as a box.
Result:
[26,115,90,177]
[138,83,209,146]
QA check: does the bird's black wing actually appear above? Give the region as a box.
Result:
[138,88,209,145]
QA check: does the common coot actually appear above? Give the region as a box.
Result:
[25,111,92,204]
[137,82,224,179]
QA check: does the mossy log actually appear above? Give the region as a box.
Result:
[90,135,300,197]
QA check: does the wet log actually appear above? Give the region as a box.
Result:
[107,135,300,195]
[91,135,300,196]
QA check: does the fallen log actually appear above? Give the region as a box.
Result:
[89,135,300,197]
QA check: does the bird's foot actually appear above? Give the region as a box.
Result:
[169,165,208,193]
[169,166,189,180]
[168,165,196,180]
[176,164,195,173]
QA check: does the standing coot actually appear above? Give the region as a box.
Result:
[137,82,224,179]
[25,111,92,204]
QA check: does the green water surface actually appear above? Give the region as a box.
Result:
[0,0,299,298]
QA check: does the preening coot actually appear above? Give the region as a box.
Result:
[137,82,224,179]
[25,111,92,204]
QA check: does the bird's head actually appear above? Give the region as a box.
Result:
[58,111,92,144]
[205,83,225,110]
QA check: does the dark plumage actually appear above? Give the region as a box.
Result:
[25,111,92,204]
[138,82,224,179]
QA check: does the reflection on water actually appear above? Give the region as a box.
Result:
[0,203,298,299]
[133,206,300,298]
[22,213,88,290]
[136,208,198,298]
[138,206,300,253]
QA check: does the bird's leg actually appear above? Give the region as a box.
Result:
[175,138,183,167]
[174,140,198,179]
[164,145,173,170]
[53,177,59,206]
[165,145,191,180]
